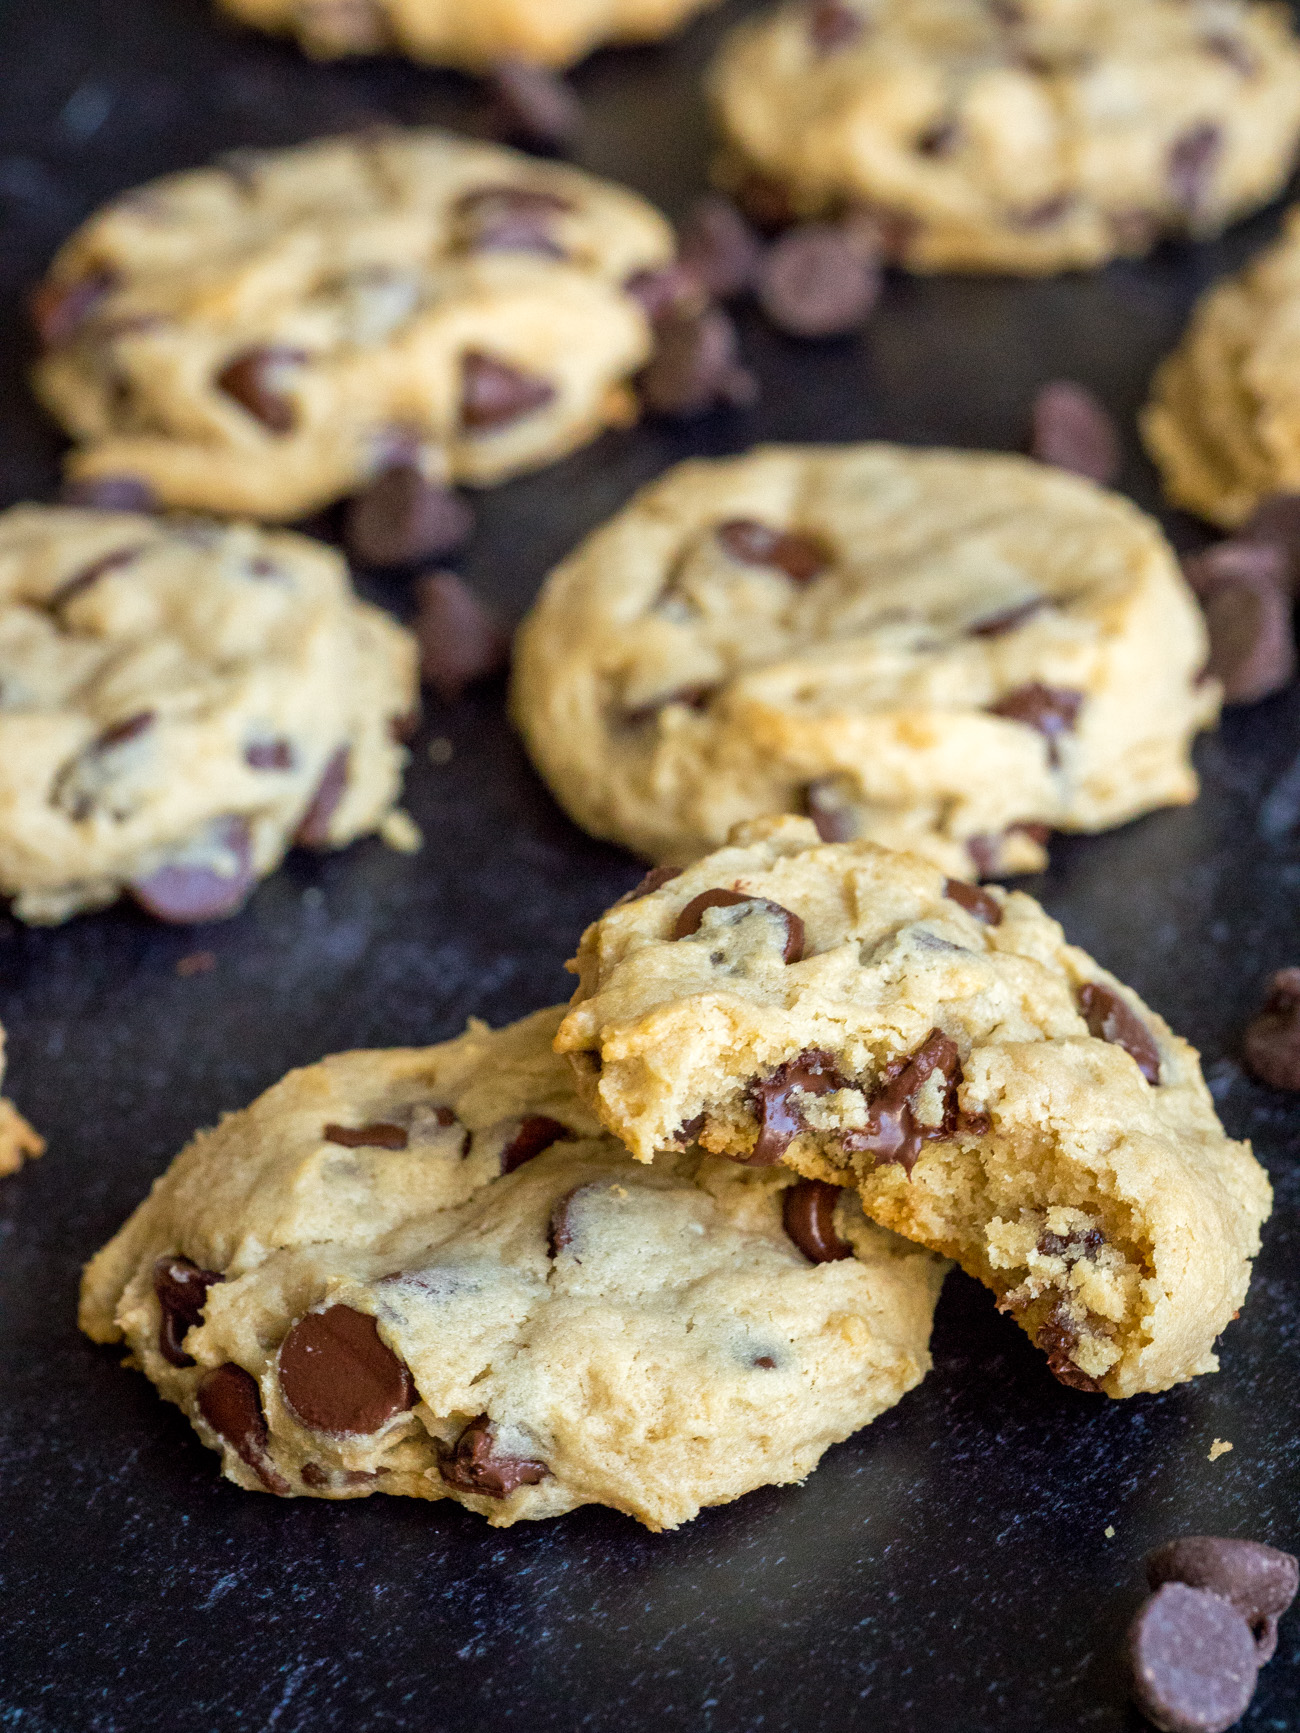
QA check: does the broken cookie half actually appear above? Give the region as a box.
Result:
[556,816,1271,1398]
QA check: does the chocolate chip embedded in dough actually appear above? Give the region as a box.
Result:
[716,518,829,583]
[675,1112,707,1144]
[841,1028,961,1173]
[486,60,583,153]
[1147,1536,1298,1662]
[968,597,1046,638]
[808,0,864,50]
[1078,981,1161,1084]
[623,263,704,324]
[344,466,474,568]
[782,1178,852,1263]
[1129,1582,1260,1733]
[294,746,350,849]
[1243,967,1300,1089]
[244,738,294,770]
[499,1115,574,1175]
[1029,380,1120,485]
[413,571,510,704]
[61,474,158,513]
[615,864,683,906]
[439,1414,548,1497]
[755,223,881,338]
[804,780,856,843]
[1169,123,1223,217]
[677,195,763,300]
[967,821,1050,878]
[153,1255,225,1367]
[30,270,115,347]
[1202,32,1259,76]
[623,683,718,727]
[130,816,257,924]
[1037,1226,1103,1258]
[278,1304,416,1435]
[748,1049,851,1164]
[637,306,758,418]
[1034,1301,1102,1393]
[215,346,306,435]
[96,710,155,750]
[944,878,1002,926]
[49,546,144,609]
[917,119,961,157]
[197,1363,289,1494]
[460,351,556,431]
[987,682,1083,765]
[548,1188,579,1258]
[453,185,572,258]
[672,888,805,963]
[323,1122,409,1149]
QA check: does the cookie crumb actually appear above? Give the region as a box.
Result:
[380,809,423,854]
[428,736,454,765]
[176,950,216,977]
[1105,1525,1116,1539]
[1208,1438,1234,1462]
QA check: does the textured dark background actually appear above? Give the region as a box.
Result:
[2,1,1299,1728]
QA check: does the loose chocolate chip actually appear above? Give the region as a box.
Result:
[1147,1536,1298,1661]
[1240,493,1300,589]
[623,263,702,323]
[244,738,294,770]
[1034,1300,1102,1392]
[487,59,583,153]
[49,546,144,609]
[413,570,510,704]
[804,780,856,843]
[440,1414,548,1497]
[637,306,758,418]
[755,223,881,339]
[748,1049,851,1164]
[1078,981,1161,1084]
[988,682,1083,765]
[617,864,683,905]
[808,0,864,49]
[499,1115,574,1174]
[1129,1582,1259,1733]
[1169,123,1222,216]
[344,466,474,568]
[453,185,572,257]
[782,1177,852,1262]
[294,747,350,848]
[1200,564,1295,705]
[1243,967,1300,1089]
[460,351,556,431]
[673,888,805,963]
[969,597,1046,637]
[197,1363,289,1494]
[153,1255,225,1367]
[61,474,157,513]
[323,1122,409,1149]
[30,270,115,347]
[716,518,829,583]
[278,1304,416,1435]
[841,1028,961,1173]
[677,194,763,300]
[944,878,1003,925]
[1203,33,1258,76]
[1029,380,1120,485]
[216,346,306,434]
[130,816,257,924]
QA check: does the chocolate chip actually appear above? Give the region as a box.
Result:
[49,546,144,610]
[988,682,1083,765]
[968,597,1046,637]
[676,1112,707,1144]
[804,780,856,842]
[716,518,829,583]
[1147,1537,1298,1661]
[917,119,960,157]
[944,878,1002,925]
[197,1363,289,1494]
[439,1414,548,1497]
[1240,494,1300,589]
[216,346,305,434]
[29,270,114,347]
[486,59,583,153]
[677,195,763,300]
[499,1115,574,1174]
[967,820,1050,878]
[1029,380,1120,485]
[1199,558,1295,705]
[1243,967,1300,1089]
[1034,1300,1102,1392]
[755,223,881,339]
[1169,123,1222,217]
[782,1178,852,1262]
[453,185,572,257]
[96,710,154,751]
[460,351,556,431]
[130,816,257,924]
[153,1255,225,1367]
[754,1354,777,1369]
[1202,33,1257,76]
[1110,208,1160,252]
[244,738,294,770]
[1078,981,1161,1084]
[808,0,864,49]
[412,570,510,704]
[624,683,717,726]
[616,864,683,905]
[323,1122,409,1149]
[1037,1226,1103,1258]
[623,263,703,323]
[300,1461,329,1488]
[673,888,805,963]
[637,306,758,418]
[344,466,474,568]
[61,474,157,513]
[841,1028,961,1173]
[749,1049,851,1164]
[294,747,350,848]
[1129,1582,1259,1733]
[1013,193,1075,230]
[548,1188,579,1257]
[278,1304,416,1435]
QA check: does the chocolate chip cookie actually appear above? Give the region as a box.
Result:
[555,816,1271,1397]
[0,1022,43,1179]
[512,444,1220,876]
[710,0,1300,273]
[32,130,674,520]
[80,1006,945,1530]
[0,504,418,924]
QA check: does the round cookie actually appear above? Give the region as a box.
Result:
[709,0,1300,274]
[0,504,418,924]
[217,0,719,69]
[1143,205,1300,525]
[80,1006,945,1531]
[512,444,1220,877]
[0,1022,43,1179]
[555,816,1272,1398]
[32,130,675,520]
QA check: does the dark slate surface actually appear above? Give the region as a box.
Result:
[2,1,1299,1728]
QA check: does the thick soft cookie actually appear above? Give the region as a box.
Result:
[555,817,1271,1397]
[32,130,674,520]
[512,444,1219,877]
[0,505,417,924]
[1144,207,1300,525]
[217,0,718,69]
[80,1007,944,1530]
[709,0,1300,273]
[0,1022,43,1179]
